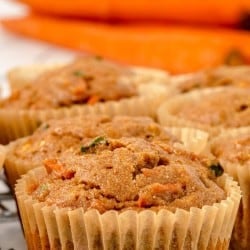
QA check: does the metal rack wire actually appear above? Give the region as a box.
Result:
[0,172,18,223]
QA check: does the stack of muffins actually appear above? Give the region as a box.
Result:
[1,57,250,249]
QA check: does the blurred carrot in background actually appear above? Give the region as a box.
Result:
[17,0,250,26]
[2,14,250,74]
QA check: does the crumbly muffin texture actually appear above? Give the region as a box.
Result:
[0,56,137,109]
[175,89,250,128]
[29,137,225,213]
[211,133,250,166]
[177,66,250,93]
[9,115,178,165]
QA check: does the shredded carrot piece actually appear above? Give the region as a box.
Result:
[151,183,183,193]
[87,95,100,105]
[43,159,64,173]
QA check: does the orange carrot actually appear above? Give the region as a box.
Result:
[17,0,250,25]
[43,158,75,179]
[87,95,100,105]
[43,159,64,173]
[2,14,250,74]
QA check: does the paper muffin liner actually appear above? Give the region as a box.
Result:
[4,126,208,190]
[157,87,242,137]
[15,166,241,250]
[209,127,250,250]
[4,137,38,189]
[165,127,209,155]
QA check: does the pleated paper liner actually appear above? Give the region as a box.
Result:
[157,87,247,137]
[165,127,209,155]
[15,166,241,250]
[4,126,208,190]
[209,127,250,250]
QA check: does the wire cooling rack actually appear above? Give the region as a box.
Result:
[0,172,17,223]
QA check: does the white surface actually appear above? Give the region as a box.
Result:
[0,1,78,249]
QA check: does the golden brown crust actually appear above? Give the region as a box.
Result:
[5,115,179,188]
[176,88,250,127]
[160,88,250,131]
[7,115,178,165]
[211,133,250,166]
[174,66,250,93]
[1,56,137,109]
[29,137,225,213]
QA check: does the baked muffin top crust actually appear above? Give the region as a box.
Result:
[9,115,178,165]
[177,66,250,93]
[175,88,250,128]
[29,137,225,213]
[0,56,137,109]
[211,133,250,166]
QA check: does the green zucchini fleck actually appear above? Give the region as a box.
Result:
[81,136,108,153]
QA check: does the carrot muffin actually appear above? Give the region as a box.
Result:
[172,66,250,93]
[0,56,170,143]
[210,127,250,250]
[158,87,250,135]
[5,115,179,187]
[15,136,241,249]
[1,56,137,109]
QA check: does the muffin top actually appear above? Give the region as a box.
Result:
[29,137,225,213]
[9,115,178,165]
[177,66,250,93]
[0,56,137,109]
[211,133,250,166]
[175,88,250,128]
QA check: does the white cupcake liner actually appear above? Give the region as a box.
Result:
[15,167,241,250]
[209,127,250,249]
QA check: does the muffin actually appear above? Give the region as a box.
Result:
[209,127,250,249]
[171,65,250,93]
[157,87,250,135]
[5,115,209,189]
[0,56,171,143]
[15,136,241,249]
[4,115,177,188]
